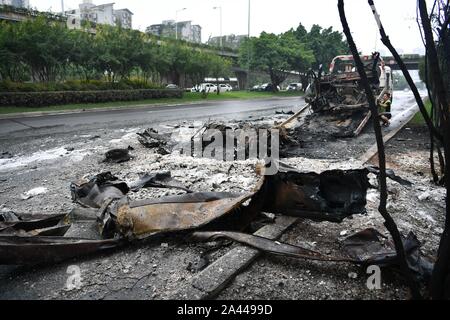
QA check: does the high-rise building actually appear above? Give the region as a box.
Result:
[207,34,248,49]
[146,20,202,44]
[113,8,133,29]
[0,0,30,8]
[66,0,133,30]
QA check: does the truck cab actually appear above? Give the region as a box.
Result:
[328,55,394,98]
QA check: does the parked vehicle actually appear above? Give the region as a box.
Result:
[199,83,218,93]
[166,84,179,89]
[251,83,280,92]
[260,83,269,91]
[190,85,200,93]
[261,83,281,92]
[287,83,303,91]
[219,84,233,92]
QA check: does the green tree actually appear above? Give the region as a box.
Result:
[16,17,72,82]
[94,25,147,82]
[164,43,191,86]
[240,32,314,91]
[0,22,29,81]
[293,23,348,70]
[185,50,213,87]
[68,30,100,81]
[209,55,232,95]
[135,41,159,84]
[282,31,315,76]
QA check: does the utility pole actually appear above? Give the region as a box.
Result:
[247,0,251,89]
[175,8,187,40]
[213,6,223,49]
[248,0,251,39]
[61,0,65,15]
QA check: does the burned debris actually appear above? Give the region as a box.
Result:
[0,212,71,237]
[102,146,134,164]
[0,156,433,289]
[255,162,370,223]
[189,228,433,281]
[298,53,393,139]
[101,192,254,240]
[137,128,171,155]
[0,151,13,159]
[70,172,130,209]
[342,228,433,282]
[0,236,122,266]
[0,64,435,294]
[129,172,192,193]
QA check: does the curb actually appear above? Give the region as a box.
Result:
[360,97,428,164]
[169,216,298,300]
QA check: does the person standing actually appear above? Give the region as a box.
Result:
[378,93,392,127]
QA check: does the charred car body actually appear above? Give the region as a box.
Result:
[304,52,394,137]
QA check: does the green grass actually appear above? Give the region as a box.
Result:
[410,99,432,125]
[0,91,304,115]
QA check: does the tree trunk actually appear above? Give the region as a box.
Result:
[217,77,220,95]
[417,0,450,300]
[339,0,422,299]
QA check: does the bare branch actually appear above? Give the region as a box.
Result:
[338,0,422,300]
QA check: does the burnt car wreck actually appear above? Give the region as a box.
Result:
[0,158,432,285]
[304,53,393,138]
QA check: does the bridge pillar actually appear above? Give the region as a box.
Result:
[235,71,248,90]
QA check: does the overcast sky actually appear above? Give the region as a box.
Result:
[31,0,426,55]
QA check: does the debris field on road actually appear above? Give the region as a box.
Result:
[0,84,443,300]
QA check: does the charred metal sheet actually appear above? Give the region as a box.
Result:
[101,192,255,240]
[367,166,413,187]
[0,212,20,223]
[94,162,371,239]
[102,147,134,164]
[191,228,433,280]
[70,172,130,209]
[190,231,354,263]
[1,225,72,237]
[0,213,71,236]
[129,172,192,193]
[27,225,72,237]
[0,236,122,265]
[342,228,433,281]
[255,162,369,223]
[71,171,193,210]
[137,128,170,149]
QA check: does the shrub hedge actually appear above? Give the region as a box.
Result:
[0,89,183,107]
[0,80,163,92]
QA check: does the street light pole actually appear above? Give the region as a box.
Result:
[248,0,251,39]
[247,0,251,89]
[213,6,223,49]
[175,8,187,40]
[61,0,65,15]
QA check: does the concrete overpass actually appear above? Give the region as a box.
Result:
[215,51,424,88]
[215,51,423,71]
[0,5,67,24]
[383,55,423,71]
